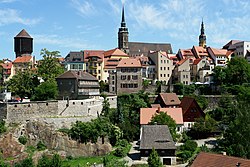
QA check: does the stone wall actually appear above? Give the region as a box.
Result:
[0,96,117,128]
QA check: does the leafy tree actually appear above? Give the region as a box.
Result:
[0,120,6,135]
[7,69,39,101]
[148,148,163,167]
[213,66,227,85]
[101,93,110,116]
[187,115,217,139]
[142,79,150,90]
[31,79,58,101]
[99,80,109,93]
[37,154,62,167]
[37,48,64,81]
[37,155,51,167]
[149,112,177,141]
[155,81,162,94]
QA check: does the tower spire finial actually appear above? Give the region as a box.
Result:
[199,18,206,48]
[121,5,126,27]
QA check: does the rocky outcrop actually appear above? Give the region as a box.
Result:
[24,120,112,157]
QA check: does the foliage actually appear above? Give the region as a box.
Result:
[37,48,64,81]
[213,57,250,87]
[103,156,127,167]
[155,81,162,94]
[7,69,39,101]
[0,121,6,135]
[142,79,150,90]
[186,94,208,110]
[219,100,250,159]
[14,157,34,167]
[37,154,62,167]
[31,80,58,101]
[187,115,217,139]
[147,148,163,167]
[101,93,110,116]
[114,147,127,157]
[149,112,177,141]
[177,150,192,162]
[180,140,198,153]
[99,81,109,93]
[18,136,27,145]
[36,141,47,151]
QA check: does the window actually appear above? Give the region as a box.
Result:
[164,60,166,63]
[160,74,162,77]
[112,76,115,80]
[86,63,88,66]
[168,74,170,77]
[132,75,138,80]
[112,81,115,85]
[186,75,188,78]
[161,60,163,63]
[164,74,166,77]
[160,67,163,70]
[183,75,185,78]
[112,87,114,91]
[167,60,169,63]
[98,76,100,80]
[98,70,101,73]
[168,67,170,70]
[127,75,131,80]
[164,67,166,70]
[121,75,126,80]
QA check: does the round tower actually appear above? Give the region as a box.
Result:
[14,29,33,58]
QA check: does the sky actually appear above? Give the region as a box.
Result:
[0,0,250,60]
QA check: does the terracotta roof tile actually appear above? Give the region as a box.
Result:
[177,58,188,65]
[0,62,12,69]
[191,152,250,167]
[193,58,202,65]
[104,48,129,57]
[13,55,33,63]
[159,93,181,106]
[84,50,104,62]
[117,58,141,68]
[140,107,184,125]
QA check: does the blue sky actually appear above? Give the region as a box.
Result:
[0,0,250,60]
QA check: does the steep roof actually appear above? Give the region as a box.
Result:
[180,96,203,115]
[1,62,12,69]
[191,152,250,167]
[56,70,98,81]
[192,46,208,58]
[223,40,242,50]
[158,93,181,106]
[140,107,184,125]
[116,58,141,68]
[65,51,84,62]
[104,48,129,57]
[140,125,176,150]
[193,58,202,65]
[177,58,188,65]
[207,47,233,58]
[13,55,33,63]
[128,42,172,56]
[84,50,104,62]
[15,29,32,38]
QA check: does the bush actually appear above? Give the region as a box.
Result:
[177,150,192,162]
[180,140,197,153]
[14,157,34,167]
[18,136,28,145]
[36,141,46,151]
[114,147,127,157]
[116,139,129,147]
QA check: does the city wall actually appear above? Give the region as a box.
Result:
[0,96,117,128]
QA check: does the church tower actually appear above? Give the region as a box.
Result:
[199,19,206,48]
[14,29,33,58]
[118,5,129,54]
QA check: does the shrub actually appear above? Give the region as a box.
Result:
[180,140,197,153]
[116,139,129,147]
[0,121,7,135]
[36,141,46,151]
[18,136,28,145]
[114,147,127,157]
[177,150,192,162]
[14,157,34,167]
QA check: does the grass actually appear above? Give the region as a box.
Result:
[62,153,121,167]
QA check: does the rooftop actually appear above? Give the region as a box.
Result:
[15,29,32,38]
[56,70,98,81]
[116,58,141,68]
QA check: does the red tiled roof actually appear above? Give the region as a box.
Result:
[104,48,129,57]
[159,93,181,106]
[191,152,250,167]
[151,104,161,108]
[84,50,104,62]
[193,58,202,65]
[0,62,12,69]
[13,55,33,63]
[117,58,141,68]
[193,46,208,57]
[180,49,194,57]
[208,47,233,58]
[140,107,183,125]
[177,58,188,65]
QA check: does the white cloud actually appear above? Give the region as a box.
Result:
[0,9,40,26]
[71,0,95,17]
[33,34,93,50]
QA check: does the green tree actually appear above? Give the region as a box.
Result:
[37,48,64,81]
[101,93,110,116]
[37,155,51,167]
[0,120,6,135]
[7,69,39,101]
[14,157,34,167]
[142,79,150,90]
[99,80,109,93]
[148,148,163,167]
[213,66,227,85]
[149,112,177,141]
[31,79,58,101]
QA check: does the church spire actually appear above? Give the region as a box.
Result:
[121,5,126,27]
[118,4,129,54]
[199,18,206,48]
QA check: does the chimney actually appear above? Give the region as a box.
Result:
[236,162,241,167]
[157,107,160,113]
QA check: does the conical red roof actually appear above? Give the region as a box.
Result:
[15,29,32,38]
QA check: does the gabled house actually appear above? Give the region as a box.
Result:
[191,152,250,167]
[140,107,184,133]
[64,51,84,71]
[0,59,14,82]
[84,50,105,81]
[173,58,191,85]
[153,93,181,108]
[207,47,233,67]
[180,97,205,129]
[12,55,35,76]
[140,125,176,165]
[56,70,100,100]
